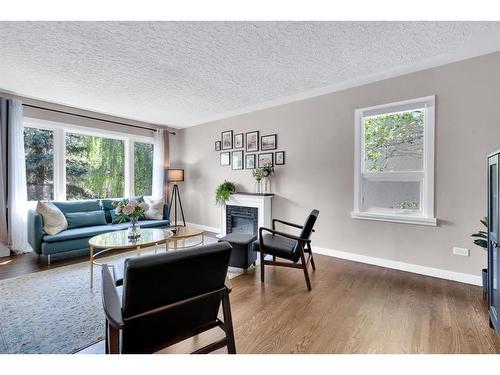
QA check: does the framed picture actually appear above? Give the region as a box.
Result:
[275,151,285,165]
[232,150,243,170]
[261,134,277,151]
[234,133,244,149]
[258,153,273,168]
[220,152,230,166]
[222,130,233,150]
[246,131,259,152]
[215,141,221,151]
[245,154,256,169]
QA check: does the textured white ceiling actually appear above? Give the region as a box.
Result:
[0,22,500,128]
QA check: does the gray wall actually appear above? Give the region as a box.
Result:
[171,52,500,276]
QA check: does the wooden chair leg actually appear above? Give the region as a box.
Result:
[260,250,265,283]
[222,291,237,354]
[299,245,312,291]
[307,243,316,270]
[108,326,120,354]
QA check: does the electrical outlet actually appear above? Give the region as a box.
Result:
[453,247,470,257]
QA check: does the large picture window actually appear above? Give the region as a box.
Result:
[352,96,436,226]
[23,118,154,202]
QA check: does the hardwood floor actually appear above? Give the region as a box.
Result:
[1,236,499,354]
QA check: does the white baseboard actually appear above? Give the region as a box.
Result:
[186,221,482,286]
[314,246,482,286]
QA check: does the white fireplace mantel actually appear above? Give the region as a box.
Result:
[218,193,273,238]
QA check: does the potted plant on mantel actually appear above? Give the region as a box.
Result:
[471,217,488,300]
[215,180,236,206]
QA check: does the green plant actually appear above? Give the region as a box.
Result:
[471,217,488,250]
[252,169,263,181]
[215,180,236,206]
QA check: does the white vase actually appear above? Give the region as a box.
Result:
[255,180,262,193]
[262,177,271,193]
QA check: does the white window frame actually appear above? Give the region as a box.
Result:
[23,117,154,201]
[352,96,436,226]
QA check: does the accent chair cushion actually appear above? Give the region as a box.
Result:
[36,201,68,235]
[143,196,164,220]
[65,210,107,229]
[252,233,299,262]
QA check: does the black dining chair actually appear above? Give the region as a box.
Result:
[252,209,319,291]
[101,241,236,354]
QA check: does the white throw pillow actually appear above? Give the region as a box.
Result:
[144,196,164,220]
[36,201,68,235]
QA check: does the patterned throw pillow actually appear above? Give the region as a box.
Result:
[144,196,164,220]
[36,201,68,235]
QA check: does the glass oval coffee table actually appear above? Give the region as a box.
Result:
[88,228,173,288]
[168,226,205,250]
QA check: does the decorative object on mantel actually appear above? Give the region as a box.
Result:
[261,163,274,193]
[222,130,233,150]
[275,151,285,165]
[167,168,186,227]
[246,131,259,152]
[112,198,149,239]
[215,180,236,206]
[471,217,488,300]
[252,168,263,193]
[261,134,277,151]
[232,150,243,170]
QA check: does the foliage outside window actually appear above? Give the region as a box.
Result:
[353,96,435,226]
[134,142,154,196]
[66,133,125,200]
[24,127,54,201]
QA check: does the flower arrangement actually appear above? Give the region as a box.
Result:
[113,198,149,223]
[252,168,263,181]
[262,163,274,177]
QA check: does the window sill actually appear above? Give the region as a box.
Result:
[351,211,437,226]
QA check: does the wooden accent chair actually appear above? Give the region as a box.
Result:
[101,242,236,354]
[252,210,319,291]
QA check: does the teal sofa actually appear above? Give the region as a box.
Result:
[27,198,169,263]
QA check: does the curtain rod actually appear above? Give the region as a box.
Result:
[22,103,176,135]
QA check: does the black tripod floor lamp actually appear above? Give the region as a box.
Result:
[167,168,186,227]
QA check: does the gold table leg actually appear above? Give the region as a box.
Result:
[90,245,94,289]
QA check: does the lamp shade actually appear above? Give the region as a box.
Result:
[167,168,184,182]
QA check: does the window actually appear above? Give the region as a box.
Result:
[134,142,154,196]
[24,127,54,201]
[23,118,154,201]
[66,133,125,200]
[352,96,436,226]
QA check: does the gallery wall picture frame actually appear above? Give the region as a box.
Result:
[246,131,259,152]
[220,152,231,166]
[215,141,221,151]
[232,150,243,170]
[245,153,256,169]
[258,153,274,168]
[261,134,277,151]
[222,130,233,150]
[234,133,244,149]
[275,151,285,165]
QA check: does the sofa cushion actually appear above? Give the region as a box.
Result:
[36,201,68,235]
[43,224,118,243]
[65,210,107,229]
[52,199,101,214]
[144,196,164,220]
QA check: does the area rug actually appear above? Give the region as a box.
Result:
[0,236,243,354]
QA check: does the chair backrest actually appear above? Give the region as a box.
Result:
[299,209,319,240]
[121,241,232,353]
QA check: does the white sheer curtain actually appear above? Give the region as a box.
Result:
[8,100,31,253]
[0,99,9,256]
[152,129,165,200]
